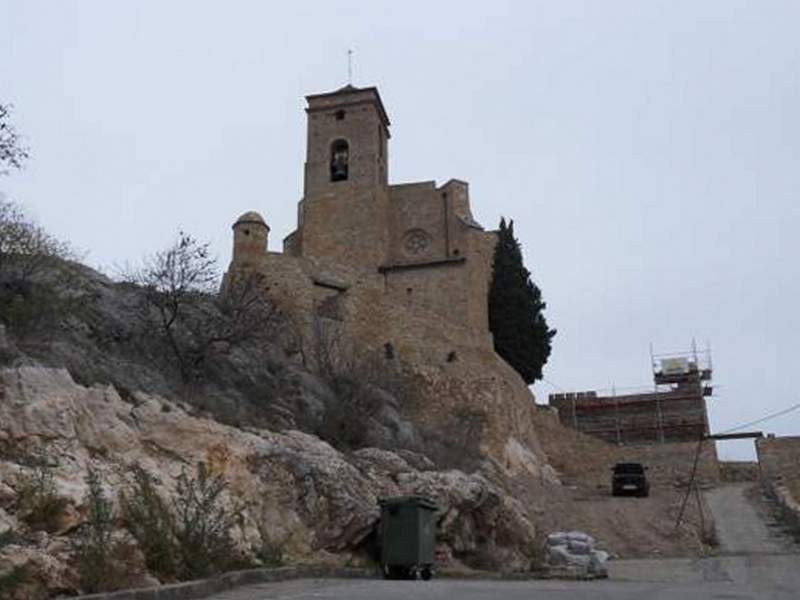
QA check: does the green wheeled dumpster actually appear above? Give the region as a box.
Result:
[378,495,438,580]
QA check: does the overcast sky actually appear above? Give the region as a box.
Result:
[2,1,798,459]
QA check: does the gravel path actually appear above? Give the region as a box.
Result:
[704,482,796,554]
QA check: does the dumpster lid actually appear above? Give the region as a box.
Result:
[378,495,438,510]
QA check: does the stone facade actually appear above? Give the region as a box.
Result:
[223,85,496,362]
[756,435,800,531]
[221,85,548,471]
[756,435,800,492]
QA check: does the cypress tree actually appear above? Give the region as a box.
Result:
[488,218,555,384]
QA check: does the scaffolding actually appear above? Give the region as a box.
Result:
[650,339,713,392]
[549,341,715,446]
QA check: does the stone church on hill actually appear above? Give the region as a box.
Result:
[223,84,499,365]
[222,84,552,476]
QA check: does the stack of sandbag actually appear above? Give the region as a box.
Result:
[545,531,609,578]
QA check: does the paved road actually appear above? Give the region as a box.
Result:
[206,559,800,600]
[705,482,797,554]
[208,484,800,599]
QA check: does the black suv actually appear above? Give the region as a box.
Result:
[612,462,650,497]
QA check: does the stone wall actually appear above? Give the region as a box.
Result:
[224,248,492,358]
[386,181,448,266]
[384,261,470,326]
[757,435,800,496]
[384,180,480,267]
[756,435,800,534]
[294,187,391,270]
[303,87,389,195]
[464,229,497,334]
[719,461,759,482]
[615,439,720,486]
[531,406,720,485]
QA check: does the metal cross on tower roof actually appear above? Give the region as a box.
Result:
[347,48,353,85]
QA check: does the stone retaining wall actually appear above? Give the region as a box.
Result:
[756,435,800,489]
[615,439,720,486]
[756,435,800,535]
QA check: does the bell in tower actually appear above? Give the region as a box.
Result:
[330,139,349,182]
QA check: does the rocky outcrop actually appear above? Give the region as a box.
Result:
[0,366,539,597]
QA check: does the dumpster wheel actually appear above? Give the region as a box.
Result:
[384,565,410,580]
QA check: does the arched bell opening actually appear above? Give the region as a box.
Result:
[330,139,349,182]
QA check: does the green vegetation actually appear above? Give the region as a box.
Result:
[173,462,236,578]
[488,218,555,384]
[0,529,14,549]
[121,465,178,579]
[15,465,68,533]
[0,564,29,597]
[0,196,85,343]
[122,462,237,581]
[74,469,129,593]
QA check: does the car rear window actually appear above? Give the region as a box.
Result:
[614,463,644,474]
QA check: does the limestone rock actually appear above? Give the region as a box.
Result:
[0,366,542,595]
[0,543,77,599]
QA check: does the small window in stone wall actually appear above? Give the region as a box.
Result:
[330,139,349,182]
[335,110,346,120]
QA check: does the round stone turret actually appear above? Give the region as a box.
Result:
[232,211,269,264]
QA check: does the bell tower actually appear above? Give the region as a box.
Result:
[303,85,390,197]
[285,85,393,268]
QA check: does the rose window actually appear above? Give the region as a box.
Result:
[403,229,431,256]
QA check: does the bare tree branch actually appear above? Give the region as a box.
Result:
[122,233,281,386]
[0,104,30,176]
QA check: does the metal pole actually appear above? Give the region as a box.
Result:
[649,342,655,377]
[656,394,665,443]
[707,339,713,373]
[650,342,658,392]
[572,395,578,430]
[613,384,622,445]
[675,438,704,531]
[347,49,353,85]
[694,484,706,541]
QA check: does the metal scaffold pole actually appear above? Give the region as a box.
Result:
[613,384,622,445]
